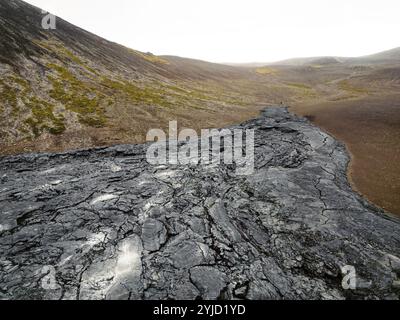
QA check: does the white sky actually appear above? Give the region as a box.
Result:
[25,0,400,63]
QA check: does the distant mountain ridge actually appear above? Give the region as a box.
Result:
[355,47,400,62]
[230,47,400,67]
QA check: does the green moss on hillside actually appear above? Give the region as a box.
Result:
[48,63,107,127]
[24,97,65,137]
[0,75,68,138]
[101,78,174,108]
[37,40,99,75]
[0,79,19,116]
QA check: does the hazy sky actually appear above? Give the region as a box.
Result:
[26,0,399,63]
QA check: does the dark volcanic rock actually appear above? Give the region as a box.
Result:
[0,108,399,300]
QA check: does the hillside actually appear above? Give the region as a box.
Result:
[0,0,270,154]
[354,47,400,63]
[265,47,400,66]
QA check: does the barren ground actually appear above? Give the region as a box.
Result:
[291,94,400,216]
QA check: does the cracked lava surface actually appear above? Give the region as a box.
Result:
[0,108,399,300]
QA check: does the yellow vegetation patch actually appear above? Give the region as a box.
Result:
[285,82,312,90]
[338,80,369,95]
[255,67,277,75]
[129,49,170,65]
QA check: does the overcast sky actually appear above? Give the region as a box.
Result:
[26,0,399,63]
